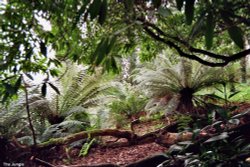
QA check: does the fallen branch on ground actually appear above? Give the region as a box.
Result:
[30,156,56,167]
[11,122,178,149]
[12,118,250,150]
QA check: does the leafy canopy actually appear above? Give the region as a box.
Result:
[0,0,249,102]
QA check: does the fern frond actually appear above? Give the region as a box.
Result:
[133,55,231,113]
[41,120,88,141]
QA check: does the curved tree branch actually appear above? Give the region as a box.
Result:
[141,20,250,67]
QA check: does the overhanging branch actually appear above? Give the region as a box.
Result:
[141,21,250,67]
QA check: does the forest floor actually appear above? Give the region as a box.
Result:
[29,119,169,167]
[7,103,250,167]
[53,119,168,166]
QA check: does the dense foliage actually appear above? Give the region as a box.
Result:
[0,0,249,102]
[0,0,250,166]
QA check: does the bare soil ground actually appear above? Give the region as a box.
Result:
[55,142,167,166]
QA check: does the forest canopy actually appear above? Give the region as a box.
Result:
[0,0,249,102]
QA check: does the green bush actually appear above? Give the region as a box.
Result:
[109,94,147,128]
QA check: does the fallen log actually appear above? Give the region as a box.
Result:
[36,129,137,148]
[8,120,225,150]
[11,122,178,149]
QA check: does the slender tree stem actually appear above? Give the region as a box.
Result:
[23,76,37,146]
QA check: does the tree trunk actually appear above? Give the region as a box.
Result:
[177,87,194,113]
[240,57,247,83]
[241,37,249,83]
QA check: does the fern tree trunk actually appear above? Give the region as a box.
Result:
[177,58,195,113]
[177,87,194,113]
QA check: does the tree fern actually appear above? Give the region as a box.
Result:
[0,63,119,143]
[50,65,118,120]
[0,91,48,143]
[108,82,147,127]
[133,55,229,113]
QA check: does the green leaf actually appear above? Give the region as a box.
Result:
[73,1,89,28]
[216,108,229,120]
[176,0,184,10]
[168,144,183,154]
[228,26,244,49]
[24,73,34,80]
[72,53,78,62]
[189,12,205,40]
[124,0,134,11]
[1,93,9,103]
[25,49,32,60]
[231,109,250,119]
[98,0,107,25]
[152,0,161,8]
[79,138,96,157]
[158,6,172,17]
[215,86,223,93]
[88,0,102,20]
[206,94,224,101]
[242,144,250,151]
[205,12,215,49]
[228,119,240,125]
[90,38,107,63]
[4,83,15,95]
[41,83,47,97]
[48,83,60,95]
[228,91,240,99]
[106,36,117,53]
[111,56,118,73]
[204,132,229,143]
[49,69,59,77]
[14,76,22,93]
[49,58,61,67]
[40,41,47,57]
[95,38,109,65]
[185,0,195,25]
[0,63,8,70]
